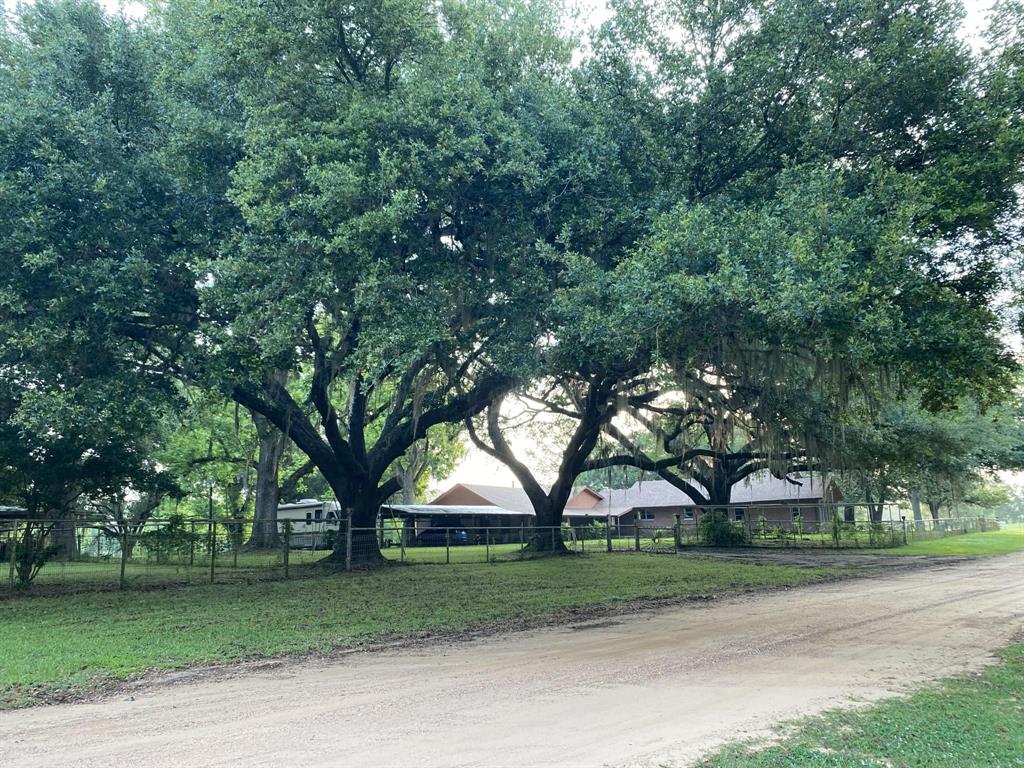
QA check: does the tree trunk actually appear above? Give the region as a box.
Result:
[318,479,386,567]
[865,486,885,524]
[395,443,424,505]
[910,489,923,530]
[525,494,568,553]
[928,500,942,522]
[50,518,80,561]
[707,469,732,506]
[246,413,287,549]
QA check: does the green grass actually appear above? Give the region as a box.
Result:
[20,536,670,585]
[0,554,834,708]
[698,644,1024,768]
[874,527,1024,557]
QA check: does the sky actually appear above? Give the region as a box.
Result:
[2,0,1001,46]
[4,0,1017,493]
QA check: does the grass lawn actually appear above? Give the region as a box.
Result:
[873,526,1024,557]
[697,644,1024,768]
[0,554,834,708]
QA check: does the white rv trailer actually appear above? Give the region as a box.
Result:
[276,499,342,549]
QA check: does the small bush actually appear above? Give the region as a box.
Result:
[697,510,750,547]
[323,528,337,550]
[136,515,200,563]
[12,524,62,587]
[650,528,671,544]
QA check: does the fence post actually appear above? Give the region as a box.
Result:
[485,527,490,563]
[674,513,682,550]
[189,520,195,567]
[519,524,525,559]
[634,512,641,552]
[208,520,216,583]
[119,527,128,590]
[606,515,612,553]
[901,518,908,546]
[282,521,291,578]
[550,525,556,552]
[445,527,451,565]
[399,522,406,563]
[345,509,353,572]
[8,520,18,591]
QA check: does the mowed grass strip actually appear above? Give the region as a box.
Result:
[875,526,1024,557]
[0,555,832,707]
[697,644,1024,768]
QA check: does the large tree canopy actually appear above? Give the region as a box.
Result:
[470,0,1022,532]
[157,0,591,560]
[1,0,1021,563]
[0,1,185,521]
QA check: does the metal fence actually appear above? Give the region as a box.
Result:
[0,513,1003,596]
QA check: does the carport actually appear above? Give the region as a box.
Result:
[379,504,535,544]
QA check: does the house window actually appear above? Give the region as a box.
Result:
[791,508,801,520]
[683,510,695,520]
[638,510,656,521]
[734,508,746,522]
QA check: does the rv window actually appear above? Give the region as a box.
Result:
[314,508,323,521]
[733,508,745,522]
[305,512,312,524]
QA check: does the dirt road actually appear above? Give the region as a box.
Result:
[3,553,1022,768]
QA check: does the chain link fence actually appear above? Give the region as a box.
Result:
[1,511,1003,596]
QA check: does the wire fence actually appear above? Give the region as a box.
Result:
[0,512,1003,596]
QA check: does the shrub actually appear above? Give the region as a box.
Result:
[323,528,337,550]
[650,528,671,545]
[697,510,750,547]
[11,523,62,587]
[136,515,200,563]
[831,513,843,547]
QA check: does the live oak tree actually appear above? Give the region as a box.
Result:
[1,0,569,565]
[474,0,1023,534]
[594,168,1018,510]
[0,1,190,580]
[161,0,575,562]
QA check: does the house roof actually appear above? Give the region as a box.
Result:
[427,483,606,516]
[562,473,832,518]
[382,504,530,518]
[566,487,603,509]
[727,473,830,504]
[285,474,832,521]
[429,484,538,514]
[0,505,26,519]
